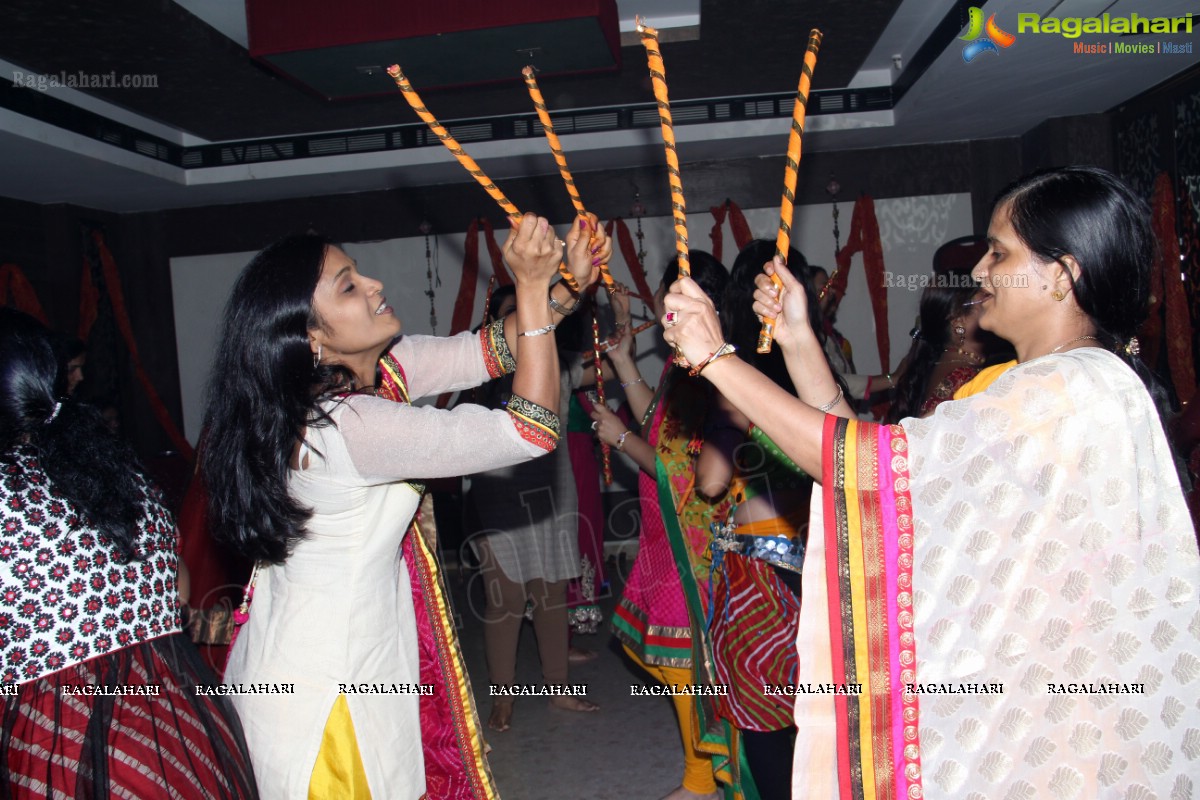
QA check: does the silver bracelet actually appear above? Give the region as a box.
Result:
[816,385,844,413]
[616,431,630,451]
[620,377,645,389]
[548,285,580,316]
[519,324,557,337]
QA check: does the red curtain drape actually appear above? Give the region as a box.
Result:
[0,263,48,324]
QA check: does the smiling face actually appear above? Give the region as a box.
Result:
[308,246,401,385]
[971,201,1062,350]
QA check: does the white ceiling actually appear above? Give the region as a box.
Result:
[0,0,1196,213]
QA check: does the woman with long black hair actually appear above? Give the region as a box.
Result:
[201,214,604,799]
[0,309,257,799]
[884,273,997,423]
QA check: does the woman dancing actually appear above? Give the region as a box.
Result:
[663,166,1200,798]
[201,214,604,798]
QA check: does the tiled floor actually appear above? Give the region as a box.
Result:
[450,558,690,800]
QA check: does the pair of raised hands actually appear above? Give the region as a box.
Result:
[662,257,810,367]
[501,213,613,294]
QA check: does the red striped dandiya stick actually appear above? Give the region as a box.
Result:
[591,310,613,485]
[387,65,579,292]
[522,66,615,293]
[757,29,823,353]
[636,17,690,278]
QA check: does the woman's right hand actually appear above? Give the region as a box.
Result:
[503,213,565,288]
[753,257,812,350]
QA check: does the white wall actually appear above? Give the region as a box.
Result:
[170,191,973,445]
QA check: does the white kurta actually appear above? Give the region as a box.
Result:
[794,348,1200,799]
[226,331,552,799]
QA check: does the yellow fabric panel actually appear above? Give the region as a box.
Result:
[952,360,1017,400]
[308,694,372,800]
[842,421,877,799]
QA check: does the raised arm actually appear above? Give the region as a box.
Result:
[603,286,655,422]
[591,403,657,476]
[498,214,572,415]
[662,262,845,476]
[755,258,853,418]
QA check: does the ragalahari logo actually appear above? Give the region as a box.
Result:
[959,7,1016,62]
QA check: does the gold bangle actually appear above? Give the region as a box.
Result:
[688,343,737,377]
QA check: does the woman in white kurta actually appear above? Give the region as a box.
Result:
[660,166,1200,798]
[202,214,607,798]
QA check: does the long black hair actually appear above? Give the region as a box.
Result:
[663,250,729,314]
[995,165,1170,419]
[0,309,145,561]
[722,239,813,393]
[201,233,358,564]
[886,274,980,423]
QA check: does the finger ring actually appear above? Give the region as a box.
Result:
[664,311,679,327]
[591,421,599,431]
[555,239,565,248]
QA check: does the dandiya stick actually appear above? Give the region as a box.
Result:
[386,65,579,292]
[522,66,615,293]
[757,29,824,354]
[629,318,657,337]
[591,310,613,485]
[589,319,657,357]
[636,17,690,278]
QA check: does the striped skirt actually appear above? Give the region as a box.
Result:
[710,537,802,731]
[2,633,257,799]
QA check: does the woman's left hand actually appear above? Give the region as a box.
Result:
[564,213,609,294]
[588,404,627,448]
[662,277,725,368]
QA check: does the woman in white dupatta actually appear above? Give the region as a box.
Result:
[660,166,1200,799]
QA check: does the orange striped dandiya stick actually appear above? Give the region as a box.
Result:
[636,17,690,278]
[757,29,823,353]
[522,66,615,293]
[386,65,579,292]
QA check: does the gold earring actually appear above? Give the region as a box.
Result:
[1052,289,1065,302]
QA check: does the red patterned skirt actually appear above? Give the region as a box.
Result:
[2,633,257,799]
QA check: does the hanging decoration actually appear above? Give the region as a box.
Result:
[1144,171,1196,403]
[631,190,647,266]
[826,195,890,371]
[828,176,842,254]
[0,263,48,323]
[84,230,195,461]
[419,219,440,334]
[708,199,753,265]
[605,218,655,309]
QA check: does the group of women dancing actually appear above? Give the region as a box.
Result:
[3,164,1198,800]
